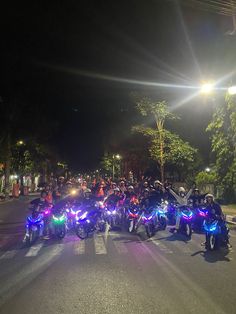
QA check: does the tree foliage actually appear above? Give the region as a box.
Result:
[133,97,198,182]
[100,154,121,178]
[207,94,236,201]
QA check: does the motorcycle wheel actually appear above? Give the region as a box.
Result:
[159,217,167,230]
[98,221,106,232]
[185,223,192,238]
[206,234,216,251]
[29,230,37,245]
[128,220,135,233]
[145,224,155,238]
[57,225,66,239]
[76,225,87,239]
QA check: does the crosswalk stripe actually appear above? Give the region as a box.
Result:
[94,235,107,254]
[48,243,64,256]
[112,240,128,254]
[25,242,44,257]
[0,250,17,260]
[148,238,173,254]
[74,240,85,255]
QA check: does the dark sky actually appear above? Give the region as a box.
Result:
[1,0,235,170]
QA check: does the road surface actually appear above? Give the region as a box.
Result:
[0,199,236,314]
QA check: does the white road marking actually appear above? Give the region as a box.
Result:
[149,238,173,254]
[112,240,128,254]
[74,240,85,255]
[25,242,44,257]
[0,250,17,260]
[94,235,107,254]
[49,243,64,256]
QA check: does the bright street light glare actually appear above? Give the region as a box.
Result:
[228,86,236,95]
[200,82,215,95]
[205,167,211,173]
[115,154,121,160]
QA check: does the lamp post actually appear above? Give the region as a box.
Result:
[112,154,121,180]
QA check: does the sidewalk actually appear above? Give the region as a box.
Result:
[222,204,236,225]
[0,193,39,205]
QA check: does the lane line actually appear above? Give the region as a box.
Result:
[25,242,44,257]
[148,238,173,254]
[94,235,107,254]
[0,250,17,260]
[74,240,85,255]
[112,240,128,254]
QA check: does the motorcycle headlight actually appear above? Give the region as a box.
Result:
[52,215,59,221]
[79,212,88,220]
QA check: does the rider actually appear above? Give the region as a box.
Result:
[139,188,151,211]
[149,180,164,206]
[164,185,193,233]
[190,188,203,207]
[29,190,50,212]
[204,194,231,248]
[119,180,127,193]
[105,187,122,207]
[26,190,49,240]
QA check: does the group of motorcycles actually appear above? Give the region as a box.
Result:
[24,197,229,252]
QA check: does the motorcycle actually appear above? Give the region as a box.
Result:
[177,207,194,238]
[75,210,105,239]
[203,217,229,251]
[193,206,208,232]
[51,209,67,239]
[66,206,81,230]
[166,201,177,225]
[42,206,52,236]
[104,205,121,228]
[156,206,167,230]
[142,210,157,238]
[24,211,44,246]
[127,205,141,233]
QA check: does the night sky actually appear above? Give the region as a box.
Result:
[1,0,236,170]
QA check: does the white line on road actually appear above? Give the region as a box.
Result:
[94,235,107,254]
[25,242,44,257]
[74,240,85,255]
[149,238,173,254]
[112,240,128,254]
[0,250,17,260]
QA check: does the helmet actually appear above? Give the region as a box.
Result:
[114,187,120,192]
[120,181,125,185]
[205,193,214,200]
[154,180,162,185]
[194,188,199,193]
[144,188,149,193]
[84,188,91,194]
[178,187,186,193]
[128,185,134,190]
[143,181,148,186]
[41,190,47,197]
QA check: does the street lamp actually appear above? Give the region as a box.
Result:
[228,86,236,95]
[200,82,215,95]
[205,167,211,173]
[112,154,122,180]
[17,140,24,146]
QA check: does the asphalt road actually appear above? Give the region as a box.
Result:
[0,199,236,314]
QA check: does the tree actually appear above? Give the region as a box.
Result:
[133,96,198,182]
[0,98,60,195]
[207,94,236,201]
[100,154,121,179]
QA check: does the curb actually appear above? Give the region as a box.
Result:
[0,198,14,205]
